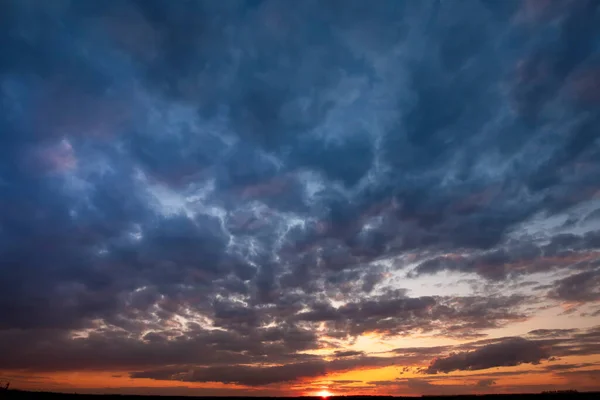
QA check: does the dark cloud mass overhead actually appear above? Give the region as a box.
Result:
[1,0,600,395]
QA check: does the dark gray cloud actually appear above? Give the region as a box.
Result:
[1,0,600,390]
[425,337,550,374]
[411,235,600,281]
[130,354,407,386]
[0,325,320,372]
[0,291,531,373]
[554,369,600,380]
[548,269,600,303]
[476,379,496,388]
[131,362,328,386]
[544,363,599,372]
[0,324,592,387]
[295,293,529,338]
[333,350,365,358]
[417,325,600,376]
[527,328,579,338]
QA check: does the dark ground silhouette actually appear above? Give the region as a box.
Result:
[2,390,600,400]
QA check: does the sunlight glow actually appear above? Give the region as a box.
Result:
[317,390,333,398]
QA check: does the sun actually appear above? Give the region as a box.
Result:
[317,390,333,398]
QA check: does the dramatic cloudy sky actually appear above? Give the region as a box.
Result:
[1,0,600,396]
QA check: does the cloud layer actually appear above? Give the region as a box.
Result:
[1,0,600,394]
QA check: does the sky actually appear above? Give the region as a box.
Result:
[1,0,600,396]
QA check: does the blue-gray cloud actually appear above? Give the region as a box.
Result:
[1,0,600,387]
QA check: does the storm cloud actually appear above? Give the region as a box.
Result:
[1,0,600,393]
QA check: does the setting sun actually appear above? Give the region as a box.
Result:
[317,390,333,398]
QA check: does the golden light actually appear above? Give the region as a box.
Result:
[317,390,333,398]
